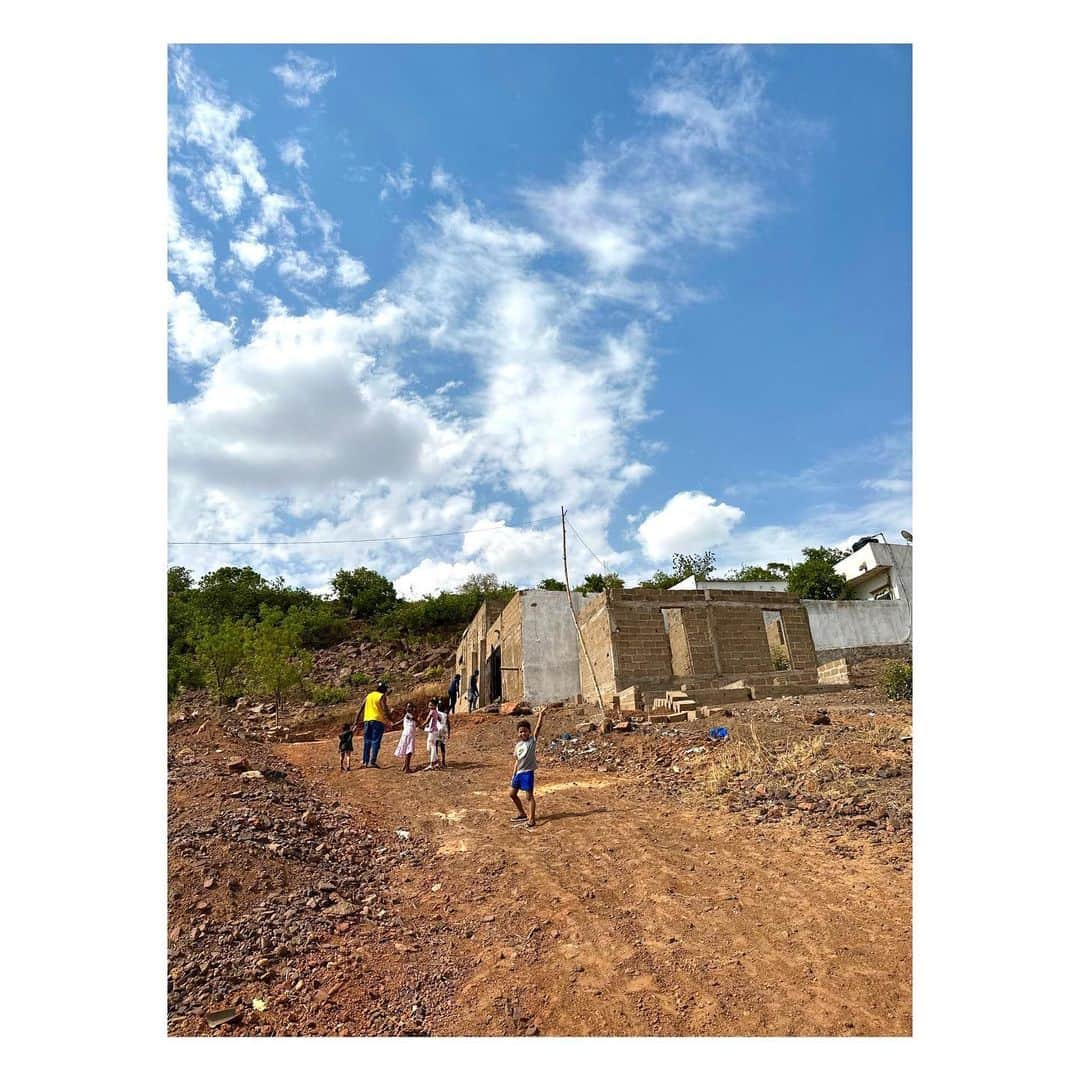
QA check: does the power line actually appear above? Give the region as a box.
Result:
[167,514,562,547]
[565,517,609,574]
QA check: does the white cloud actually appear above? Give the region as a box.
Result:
[168,283,232,366]
[272,51,335,107]
[168,192,215,288]
[335,254,370,288]
[165,48,880,599]
[278,249,328,284]
[230,238,270,269]
[203,164,245,216]
[636,491,745,562]
[170,306,462,502]
[279,138,307,170]
[430,165,454,192]
[380,161,416,201]
[524,47,774,278]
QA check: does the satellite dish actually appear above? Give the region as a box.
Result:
[901,529,913,542]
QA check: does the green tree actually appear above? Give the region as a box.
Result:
[727,564,786,582]
[639,568,681,589]
[457,572,514,595]
[537,577,565,591]
[331,566,399,619]
[672,551,716,581]
[786,546,850,600]
[195,618,248,704]
[639,550,716,589]
[168,565,193,594]
[578,572,625,592]
[245,608,312,711]
[168,566,199,699]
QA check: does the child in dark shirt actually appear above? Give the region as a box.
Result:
[338,722,355,771]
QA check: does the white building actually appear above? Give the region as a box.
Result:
[834,539,913,604]
[671,576,788,592]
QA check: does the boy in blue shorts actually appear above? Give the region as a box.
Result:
[510,705,547,828]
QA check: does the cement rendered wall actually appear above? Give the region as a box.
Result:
[519,589,594,704]
[803,598,911,652]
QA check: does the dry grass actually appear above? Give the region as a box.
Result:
[850,712,911,749]
[704,722,855,801]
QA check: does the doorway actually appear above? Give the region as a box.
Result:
[487,645,502,703]
[763,610,791,671]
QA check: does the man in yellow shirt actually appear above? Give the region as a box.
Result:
[358,681,392,768]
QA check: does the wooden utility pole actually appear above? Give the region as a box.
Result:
[562,506,606,719]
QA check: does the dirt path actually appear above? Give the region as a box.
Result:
[279,720,911,1036]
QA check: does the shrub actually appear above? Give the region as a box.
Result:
[168,652,204,699]
[292,605,351,649]
[377,590,487,637]
[348,670,372,687]
[880,661,913,701]
[771,647,790,672]
[310,684,351,706]
[331,567,399,619]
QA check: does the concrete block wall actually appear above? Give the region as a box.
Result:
[455,597,509,708]
[576,588,818,699]
[709,603,775,675]
[605,599,673,690]
[816,658,851,685]
[680,605,719,676]
[577,594,619,704]
[492,593,525,702]
[777,605,817,672]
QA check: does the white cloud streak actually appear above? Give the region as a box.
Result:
[272,52,335,107]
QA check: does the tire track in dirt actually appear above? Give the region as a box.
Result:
[279,723,910,1036]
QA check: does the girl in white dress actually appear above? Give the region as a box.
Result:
[424,697,443,770]
[393,702,418,773]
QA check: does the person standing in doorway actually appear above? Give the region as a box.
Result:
[359,681,391,768]
[467,671,479,712]
[447,673,461,715]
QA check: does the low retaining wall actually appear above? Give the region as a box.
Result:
[813,643,913,665]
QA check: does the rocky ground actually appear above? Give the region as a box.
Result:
[168,652,911,1036]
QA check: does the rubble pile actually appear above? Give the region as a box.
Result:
[541,690,912,837]
[307,637,456,689]
[168,721,460,1035]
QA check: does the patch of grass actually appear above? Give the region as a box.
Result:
[310,684,351,706]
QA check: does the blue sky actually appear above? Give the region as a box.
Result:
[167,44,911,597]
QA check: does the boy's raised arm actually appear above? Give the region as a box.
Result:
[534,704,547,739]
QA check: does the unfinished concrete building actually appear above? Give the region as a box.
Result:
[455,589,594,708]
[576,586,826,708]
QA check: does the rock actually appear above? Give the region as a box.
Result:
[227,757,250,774]
[499,701,533,716]
[326,900,360,917]
[240,770,264,780]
